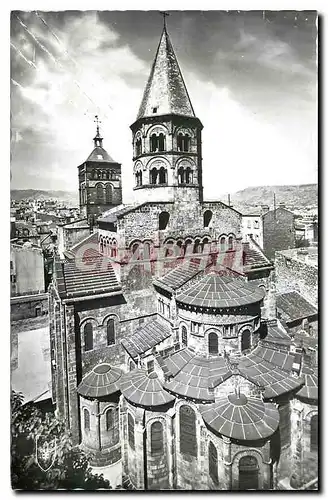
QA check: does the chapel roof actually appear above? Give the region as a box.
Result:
[121,319,171,359]
[296,366,318,402]
[276,291,317,323]
[175,274,265,309]
[77,363,123,398]
[135,26,195,121]
[199,393,280,441]
[120,369,175,407]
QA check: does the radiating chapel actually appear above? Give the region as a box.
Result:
[49,21,318,490]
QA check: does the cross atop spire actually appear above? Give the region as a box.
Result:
[93,115,103,147]
[159,11,170,29]
[94,115,101,136]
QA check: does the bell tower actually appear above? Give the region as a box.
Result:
[130,15,203,204]
[78,116,122,220]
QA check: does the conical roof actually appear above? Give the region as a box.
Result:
[77,363,123,398]
[200,393,279,441]
[176,274,265,309]
[136,27,195,120]
[120,369,175,407]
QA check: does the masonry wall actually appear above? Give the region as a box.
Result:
[263,208,295,260]
[10,295,48,321]
[11,244,45,295]
[275,252,318,306]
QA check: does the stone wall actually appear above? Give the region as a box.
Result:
[10,294,48,321]
[263,208,295,261]
[275,251,318,306]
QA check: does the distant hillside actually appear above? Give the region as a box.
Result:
[11,189,78,205]
[224,184,318,211]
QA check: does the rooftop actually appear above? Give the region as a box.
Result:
[77,363,123,398]
[86,146,118,164]
[277,291,317,323]
[120,369,175,407]
[121,319,171,359]
[200,394,279,441]
[176,274,265,309]
[276,247,318,268]
[136,26,195,121]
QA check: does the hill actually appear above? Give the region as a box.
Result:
[222,184,318,211]
[11,189,79,205]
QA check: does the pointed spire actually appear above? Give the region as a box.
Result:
[93,115,103,147]
[136,22,195,120]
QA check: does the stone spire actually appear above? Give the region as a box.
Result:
[136,25,195,120]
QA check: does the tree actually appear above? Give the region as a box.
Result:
[11,391,112,490]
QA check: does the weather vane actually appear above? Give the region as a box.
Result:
[159,11,170,29]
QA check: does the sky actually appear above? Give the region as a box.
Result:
[10,10,318,202]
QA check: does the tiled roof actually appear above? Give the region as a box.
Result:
[120,369,175,407]
[86,146,117,163]
[176,274,265,309]
[121,319,171,359]
[238,347,303,398]
[200,393,279,441]
[242,242,272,269]
[276,291,317,322]
[154,260,205,292]
[164,353,232,402]
[136,27,195,121]
[265,324,292,346]
[77,363,122,398]
[55,254,121,299]
[69,232,99,256]
[296,367,318,401]
[98,204,138,224]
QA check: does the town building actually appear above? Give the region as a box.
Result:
[48,23,318,491]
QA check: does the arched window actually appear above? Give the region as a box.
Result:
[136,137,142,156]
[111,240,117,258]
[97,171,101,179]
[181,326,187,346]
[102,171,106,179]
[91,169,96,179]
[159,211,170,230]
[107,318,115,346]
[158,167,167,184]
[220,236,226,252]
[136,170,142,187]
[193,239,201,254]
[96,183,105,203]
[228,236,234,251]
[310,414,318,452]
[184,134,190,152]
[151,421,164,455]
[177,133,183,151]
[241,329,251,352]
[209,332,218,354]
[150,134,158,152]
[143,241,150,259]
[132,242,140,256]
[129,360,135,371]
[204,210,213,228]
[238,455,259,490]
[178,167,184,184]
[150,168,158,185]
[185,167,191,184]
[99,237,104,253]
[184,238,193,254]
[158,133,165,152]
[106,409,113,431]
[180,405,197,457]
[84,323,93,352]
[84,408,90,431]
[128,413,135,450]
[106,184,113,204]
[209,441,218,485]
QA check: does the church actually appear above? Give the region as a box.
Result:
[49,20,318,491]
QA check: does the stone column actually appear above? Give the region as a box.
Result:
[135,417,145,490]
[290,399,304,489]
[222,436,232,490]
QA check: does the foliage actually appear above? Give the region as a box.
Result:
[11,391,111,491]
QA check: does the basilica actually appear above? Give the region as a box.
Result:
[49,22,318,490]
